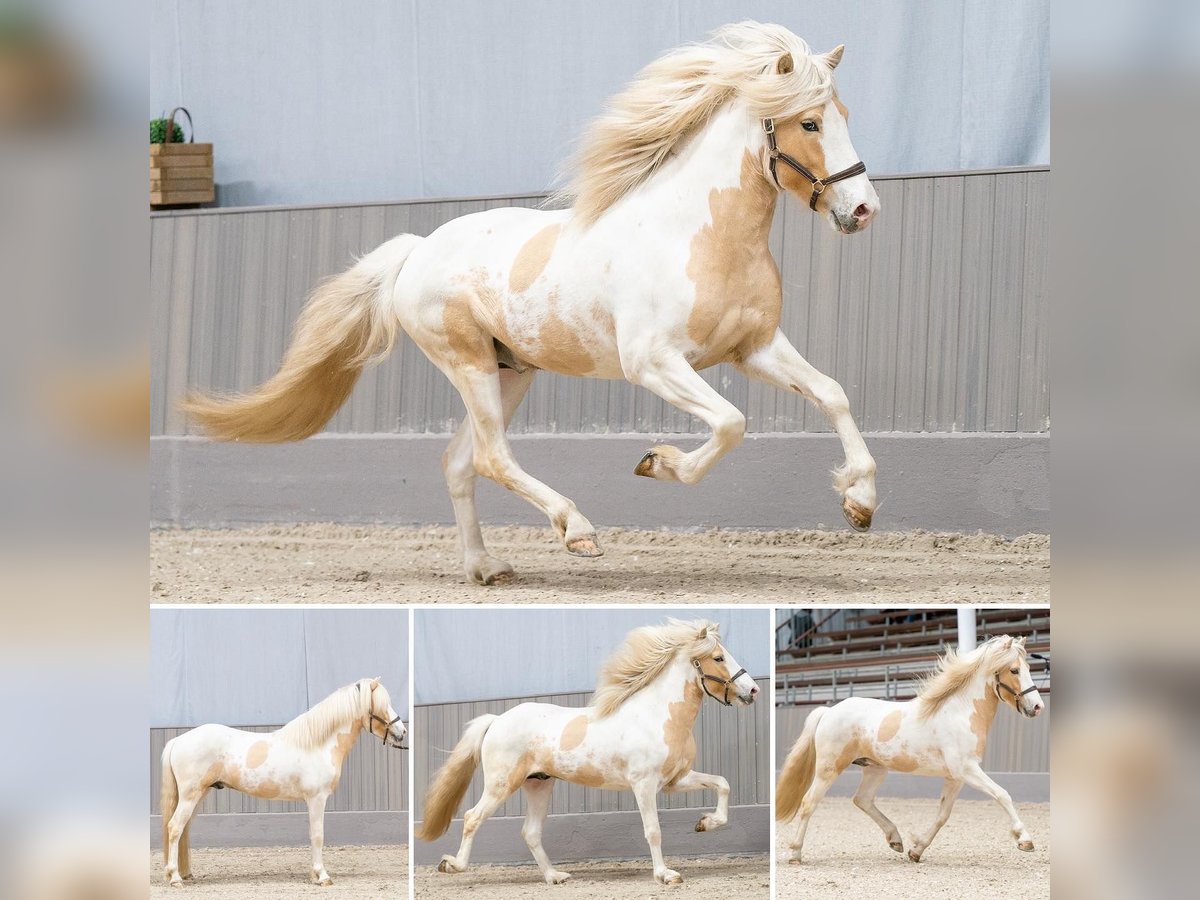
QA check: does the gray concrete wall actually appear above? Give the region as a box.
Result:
[151,432,1049,536]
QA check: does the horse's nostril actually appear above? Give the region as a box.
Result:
[854,203,872,221]
[750,686,759,695]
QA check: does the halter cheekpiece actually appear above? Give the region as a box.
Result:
[762,117,867,210]
[693,659,748,707]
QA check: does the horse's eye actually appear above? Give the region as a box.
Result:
[1010,668,1019,675]
[801,120,819,132]
[714,656,725,663]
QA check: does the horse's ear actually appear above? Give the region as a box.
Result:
[822,45,845,70]
[776,53,794,75]
[1016,636,1027,646]
[1000,636,1013,650]
[697,625,708,640]
[370,677,381,690]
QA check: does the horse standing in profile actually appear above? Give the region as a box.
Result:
[160,678,406,886]
[776,636,1045,864]
[415,619,759,885]
[183,21,881,585]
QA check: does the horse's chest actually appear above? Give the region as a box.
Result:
[684,256,781,368]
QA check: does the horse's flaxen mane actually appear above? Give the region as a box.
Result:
[277,679,374,750]
[554,21,837,225]
[915,637,1026,718]
[590,618,721,718]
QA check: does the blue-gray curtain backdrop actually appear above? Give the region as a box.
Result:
[150,0,1049,207]
[150,609,409,726]
[414,608,771,705]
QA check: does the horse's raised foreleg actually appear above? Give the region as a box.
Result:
[632,778,682,884]
[438,783,511,875]
[445,366,601,557]
[739,329,877,530]
[961,762,1036,852]
[521,777,571,884]
[307,792,332,885]
[907,777,963,862]
[443,367,537,584]
[853,765,905,853]
[786,767,838,865]
[665,769,731,832]
[628,353,745,485]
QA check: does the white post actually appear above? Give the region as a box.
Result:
[957,608,977,653]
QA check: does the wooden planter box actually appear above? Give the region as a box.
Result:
[150,142,214,207]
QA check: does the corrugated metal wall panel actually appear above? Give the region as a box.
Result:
[774,699,1049,775]
[414,679,769,821]
[149,724,408,815]
[150,169,1048,437]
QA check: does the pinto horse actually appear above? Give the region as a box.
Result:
[415,619,758,885]
[776,636,1045,864]
[183,21,881,585]
[160,678,406,886]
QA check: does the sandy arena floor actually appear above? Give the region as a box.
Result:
[151,525,1049,604]
[415,854,769,899]
[148,845,406,897]
[776,797,1049,899]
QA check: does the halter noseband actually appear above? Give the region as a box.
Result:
[692,659,748,707]
[995,677,1039,704]
[762,117,867,211]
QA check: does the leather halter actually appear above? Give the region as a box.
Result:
[995,677,1039,704]
[693,659,748,707]
[762,117,867,210]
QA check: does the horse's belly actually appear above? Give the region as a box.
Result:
[496,299,623,379]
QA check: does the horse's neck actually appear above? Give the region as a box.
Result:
[624,655,703,725]
[952,668,1000,727]
[630,100,777,239]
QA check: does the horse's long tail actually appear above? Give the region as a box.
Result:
[160,738,179,866]
[776,705,827,822]
[415,714,498,841]
[181,233,423,442]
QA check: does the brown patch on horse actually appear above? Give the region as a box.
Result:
[509,224,561,293]
[535,292,595,375]
[661,680,703,781]
[971,692,999,758]
[559,715,589,751]
[886,752,921,773]
[685,151,781,368]
[876,711,902,743]
[442,293,499,373]
[567,760,611,788]
[770,111,832,203]
[245,741,270,769]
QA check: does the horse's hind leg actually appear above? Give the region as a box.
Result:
[438,781,512,874]
[445,366,601,558]
[627,352,745,485]
[164,789,203,886]
[307,792,332,885]
[521,777,571,884]
[443,368,536,584]
[907,777,962,862]
[852,765,904,853]
[786,767,838,865]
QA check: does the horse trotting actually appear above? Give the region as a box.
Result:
[160,678,406,886]
[184,22,880,585]
[776,636,1044,864]
[415,619,758,885]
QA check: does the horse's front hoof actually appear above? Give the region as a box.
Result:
[468,555,516,586]
[842,497,873,531]
[566,534,603,557]
[908,850,922,863]
[544,870,572,885]
[1018,840,1034,852]
[437,856,463,874]
[890,840,904,853]
[656,869,683,885]
[634,447,685,482]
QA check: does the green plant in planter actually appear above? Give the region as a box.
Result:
[150,118,185,144]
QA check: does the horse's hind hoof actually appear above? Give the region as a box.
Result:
[1018,840,1034,852]
[566,535,603,557]
[890,841,904,853]
[842,497,873,531]
[908,850,922,863]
